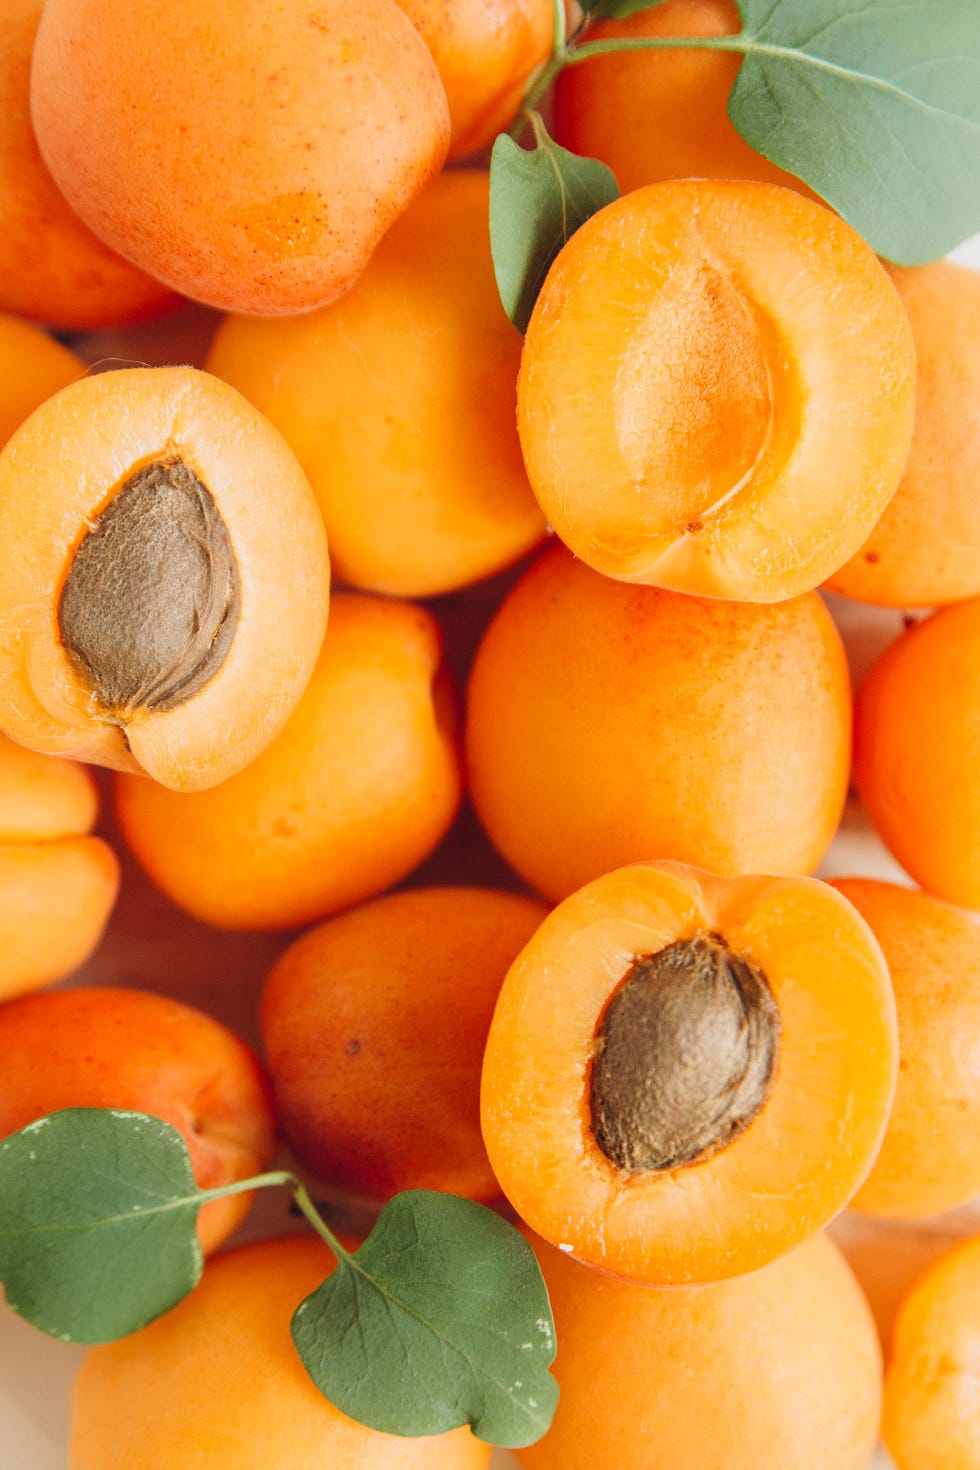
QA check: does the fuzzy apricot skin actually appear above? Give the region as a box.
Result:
[883,1235,980,1470]
[395,0,552,159]
[554,0,811,197]
[0,730,118,1001]
[70,1235,490,1470]
[828,260,980,607]
[854,601,980,909]
[0,0,177,329]
[116,593,461,931]
[517,180,916,602]
[207,172,546,599]
[466,544,851,902]
[261,886,549,1204]
[481,860,897,1286]
[519,1229,881,1470]
[31,0,450,316]
[0,315,82,449]
[0,987,275,1254]
[830,879,980,1220]
[0,365,329,792]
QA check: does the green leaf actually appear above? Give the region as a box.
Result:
[729,0,980,263]
[0,1108,203,1343]
[490,119,619,333]
[291,1190,558,1447]
[579,0,669,17]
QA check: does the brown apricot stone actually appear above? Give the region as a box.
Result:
[0,366,329,791]
[591,934,780,1173]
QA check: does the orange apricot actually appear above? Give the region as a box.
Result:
[0,730,118,1002]
[466,543,851,902]
[854,600,980,908]
[0,315,82,449]
[882,1234,980,1469]
[481,860,897,1286]
[0,0,177,329]
[0,365,329,792]
[31,0,450,315]
[206,171,546,598]
[553,0,811,197]
[395,0,552,159]
[115,593,461,931]
[0,987,275,1254]
[71,1235,490,1470]
[261,886,549,1204]
[519,1229,881,1470]
[829,878,980,1219]
[517,180,916,601]
[828,260,980,607]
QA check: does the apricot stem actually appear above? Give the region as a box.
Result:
[191,1170,353,1261]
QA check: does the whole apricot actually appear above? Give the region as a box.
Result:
[466,543,851,901]
[71,1236,490,1470]
[261,886,548,1203]
[0,987,275,1253]
[0,314,82,448]
[31,0,451,314]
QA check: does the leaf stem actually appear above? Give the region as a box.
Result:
[288,1179,354,1262]
[192,1168,298,1204]
[563,32,741,65]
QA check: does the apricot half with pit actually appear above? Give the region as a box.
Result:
[0,365,329,791]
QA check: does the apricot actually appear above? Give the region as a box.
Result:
[518,1229,881,1470]
[517,179,916,601]
[854,599,980,908]
[0,365,329,792]
[396,0,552,158]
[261,886,549,1204]
[71,1234,490,1470]
[0,987,275,1254]
[0,0,177,329]
[828,260,980,607]
[882,1234,980,1469]
[206,171,546,598]
[553,0,811,197]
[829,878,980,1220]
[116,593,461,930]
[0,731,118,1002]
[31,0,450,315]
[0,315,82,449]
[481,860,897,1286]
[466,544,851,902]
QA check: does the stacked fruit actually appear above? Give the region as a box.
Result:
[0,2,978,1468]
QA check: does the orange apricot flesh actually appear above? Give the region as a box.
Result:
[0,987,276,1254]
[71,1235,491,1470]
[830,878,980,1220]
[883,1234,980,1470]
[519,1229,881,1470]
[517,180,916,601]
[480,860,898,1285]
[0,365,329,791]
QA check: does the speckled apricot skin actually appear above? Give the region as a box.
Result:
[261,886,549,1204]
[883,1235,980,1470]
[0,365,329,792]
[71,1235,491,1470]
[466,543,851,902]
[0,987,275,1253]
[31,0,451,314]
[115,593,461,931]
[0,0,177,329]
[828,260,980,607]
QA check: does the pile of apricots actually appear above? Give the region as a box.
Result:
[0,1,979,1468]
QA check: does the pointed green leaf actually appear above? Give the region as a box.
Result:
[729,0,980,262]
[292,1190,558,1447]
[0,1108,203,1343]
[490,121,619,333]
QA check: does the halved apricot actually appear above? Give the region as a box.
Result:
[481,860,897,1285]
[517,180,916,601]
[0,366,329,791]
